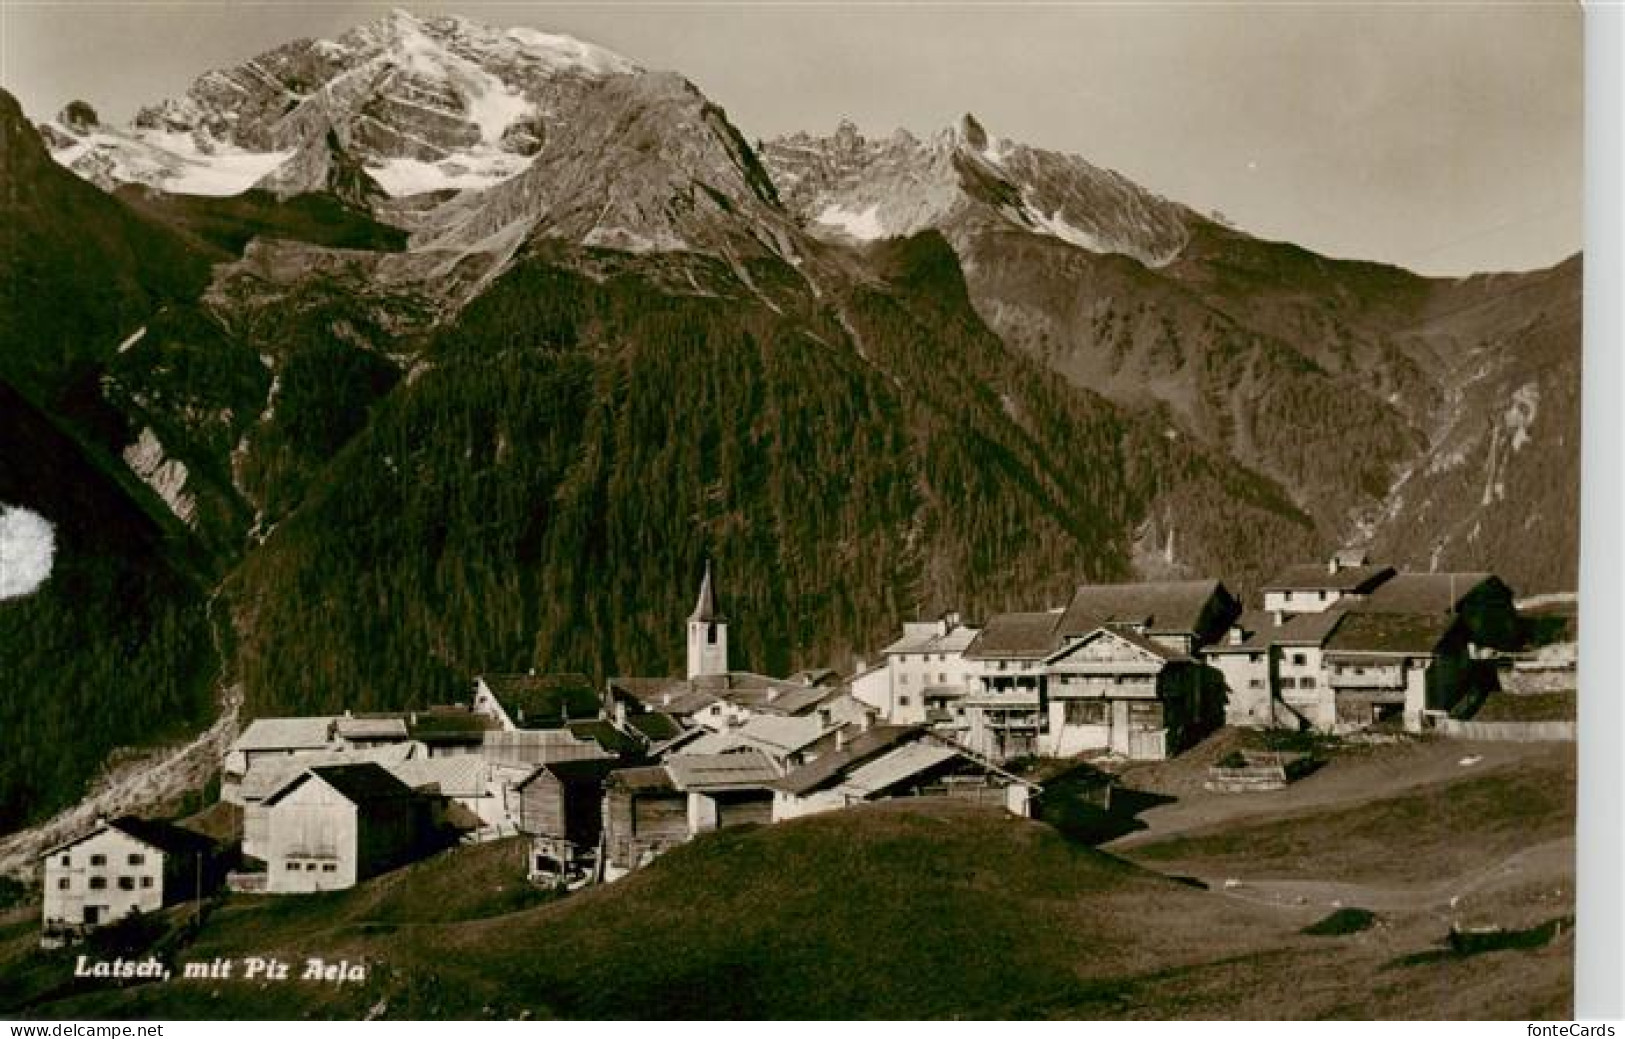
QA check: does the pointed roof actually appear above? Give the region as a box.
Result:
[689,560,721,623]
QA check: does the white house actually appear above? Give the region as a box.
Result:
[851,612,979,726]
[1259,555,1395,617]
[40,817,214,943]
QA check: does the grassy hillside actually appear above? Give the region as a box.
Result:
[2,783,1573,1020]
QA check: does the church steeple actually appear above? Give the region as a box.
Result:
[689,560,719,623]
[686,560,728,678]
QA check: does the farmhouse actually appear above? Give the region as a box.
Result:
[260,763,433,893]
[1204,609,1348,730]
[474,673,600,730]
[1259,553,1396,616]
[40,816,218,944]
[850,612,980,725]
[773,726,1037,822]
[1323,611,1469,731]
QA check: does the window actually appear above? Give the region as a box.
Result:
[898,696,912,707]
[285,862,300,871]
[321,864,337,873]
[1291,653,1308,666]
[1249,653,1263,664]
[89,877,107,890]
[90,854,106,866]
[127,853,144,866]
[706,624,717,645]
[117,877,135,891]
[1284,591,1294,602]
[1280,677,1296,690]
[900,673,910,684]
[938,673,947,684]
[140,877,154,889]
[60,855,70,867]
[57,878,70,890]
[1300,676,1317,688]
[1248,678,1264,689]
[1064,701,1108,725]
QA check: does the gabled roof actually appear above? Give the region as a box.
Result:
[1324,611,1457,656]
[231,716,337,753]
[1351,573,1502,615]
[1204,608,1348,652]
[335,715,409,741]
[880,623,981,657]
[1057,580,1229,637]
[667,750,781,791]
[565,720,644,757]
[1261,563,1396,594]
[239,744,420,802]
[408,707,499,743]
[1044,625,1186,665]
[775,725,921,795]
[754,684,843,717]
[266,762,416,808]
[732,713,826,755]
[607,765,679,793]
[45,816,217,860]
[389,757,489,799]
[838,743,963,797]
[626,711,684,742]
[517,757,625,791]
[963,612,1062,660]
[480,673,600,728]
[608,677,719,717]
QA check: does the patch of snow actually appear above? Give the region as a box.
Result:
[123,428,197,525]
[1458,755,1482,767]
[814,202,886,241]
[164,148,293,196]
[1505,381,1540,452]
[1023,202,1108,253]
[366,154,531,196]
[581,225,690,254]
[117,327,147,354]
[0,505,55,600]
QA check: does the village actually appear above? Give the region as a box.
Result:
[35,552,1574,946]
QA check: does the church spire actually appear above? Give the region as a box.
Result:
[689,559,720,623]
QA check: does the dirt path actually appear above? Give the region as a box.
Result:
[1171,836,1574,919]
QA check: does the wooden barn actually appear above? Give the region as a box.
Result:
[514,758,622,880]
[261,763,430,893]
[603,766,691,873]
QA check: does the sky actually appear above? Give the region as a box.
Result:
[0,1,1584,275]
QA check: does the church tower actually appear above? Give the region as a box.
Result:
[686,560,729,679]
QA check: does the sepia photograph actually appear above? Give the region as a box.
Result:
[0,0,1605,1021]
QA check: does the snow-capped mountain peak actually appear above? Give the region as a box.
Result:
[40,9,641,199]
[762,113,1192,267]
